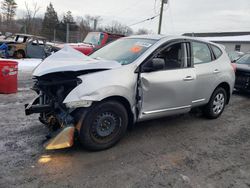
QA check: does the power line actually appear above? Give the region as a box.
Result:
[128,14,160,27]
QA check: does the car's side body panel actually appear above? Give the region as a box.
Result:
[138,68,196,121]
[190,42,235,106]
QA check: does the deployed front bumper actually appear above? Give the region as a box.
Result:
[25,95,76,150]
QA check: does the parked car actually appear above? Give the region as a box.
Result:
[227,51,244,62]
[1,33,55,59]
[25,35,235,151]
[233,53,250,92]
[57,32,124,55]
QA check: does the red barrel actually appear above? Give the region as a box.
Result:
[0,60,18,94]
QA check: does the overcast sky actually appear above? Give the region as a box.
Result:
[15,0,250,34]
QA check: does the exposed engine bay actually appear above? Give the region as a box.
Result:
[24,46,122,150]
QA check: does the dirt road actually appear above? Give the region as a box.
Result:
[0,72,249,188]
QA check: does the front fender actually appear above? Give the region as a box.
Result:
[63,85,134,106]
[63,68,137,108]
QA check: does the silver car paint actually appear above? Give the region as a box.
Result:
[63,64,138,116]
[192,44,235,107]
[59,35,235,122]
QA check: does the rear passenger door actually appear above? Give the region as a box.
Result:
[191,41,222,106]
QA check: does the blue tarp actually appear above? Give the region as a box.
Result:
[0,43,9,58]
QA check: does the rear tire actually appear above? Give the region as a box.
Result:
[79,101,128,151]
[203,87,227,119]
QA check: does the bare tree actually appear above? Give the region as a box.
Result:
[76,16,91,41]
[1,0,17,31]
[0,14,2,29]
[1,0,17,23]
[103,21,133,36]
[23,1,40,34]
[74,15,102,42]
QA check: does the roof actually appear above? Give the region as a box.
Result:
[15,33,47,40]
[183,31,250,37]
[127,34,169,40]
[126,34,217,43]
[196,35,250,43]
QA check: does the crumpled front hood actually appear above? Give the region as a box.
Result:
[33,45,121,77]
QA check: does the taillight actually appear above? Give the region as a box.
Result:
[231,63,236,72]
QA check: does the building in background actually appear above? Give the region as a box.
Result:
[183,32,250,53]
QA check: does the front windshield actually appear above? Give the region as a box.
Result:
[83,32,102,46]
[90,38,156,65]
[236,54,250,65]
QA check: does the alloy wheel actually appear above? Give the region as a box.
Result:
[212,93,225,115]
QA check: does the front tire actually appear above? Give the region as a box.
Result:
[203,87,227,119]
[79,101,128,151]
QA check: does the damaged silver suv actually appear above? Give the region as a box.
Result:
[25,35,235,150]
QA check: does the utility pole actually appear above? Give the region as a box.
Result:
[93,19,97,31]
[158,0,168,34]
[24,24,27,34]
[66,23,69,43]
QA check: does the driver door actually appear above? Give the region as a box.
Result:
[138,41,196,121]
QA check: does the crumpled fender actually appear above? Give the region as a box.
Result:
[63,67,137,108]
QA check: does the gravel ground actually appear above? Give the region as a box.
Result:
[0,71,249,188]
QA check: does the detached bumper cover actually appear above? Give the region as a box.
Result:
[44,125,75,150]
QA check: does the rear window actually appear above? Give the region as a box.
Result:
[211,45,222,59]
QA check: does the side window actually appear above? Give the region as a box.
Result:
[192,42,212,64]
[142,42,188,72]
[211,45,222,59]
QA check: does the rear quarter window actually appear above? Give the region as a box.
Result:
[192,42,212,64]
[211,45,222,59]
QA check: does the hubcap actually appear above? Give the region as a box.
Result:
[212,93,225,115]
[91,112,121,141]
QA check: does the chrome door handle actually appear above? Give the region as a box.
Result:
[183,76,194,81]
[213,69,220,74]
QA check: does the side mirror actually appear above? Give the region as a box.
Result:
[141,58,165,73]
[152,58,165,71]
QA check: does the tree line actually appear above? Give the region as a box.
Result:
[0,0,151,42]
